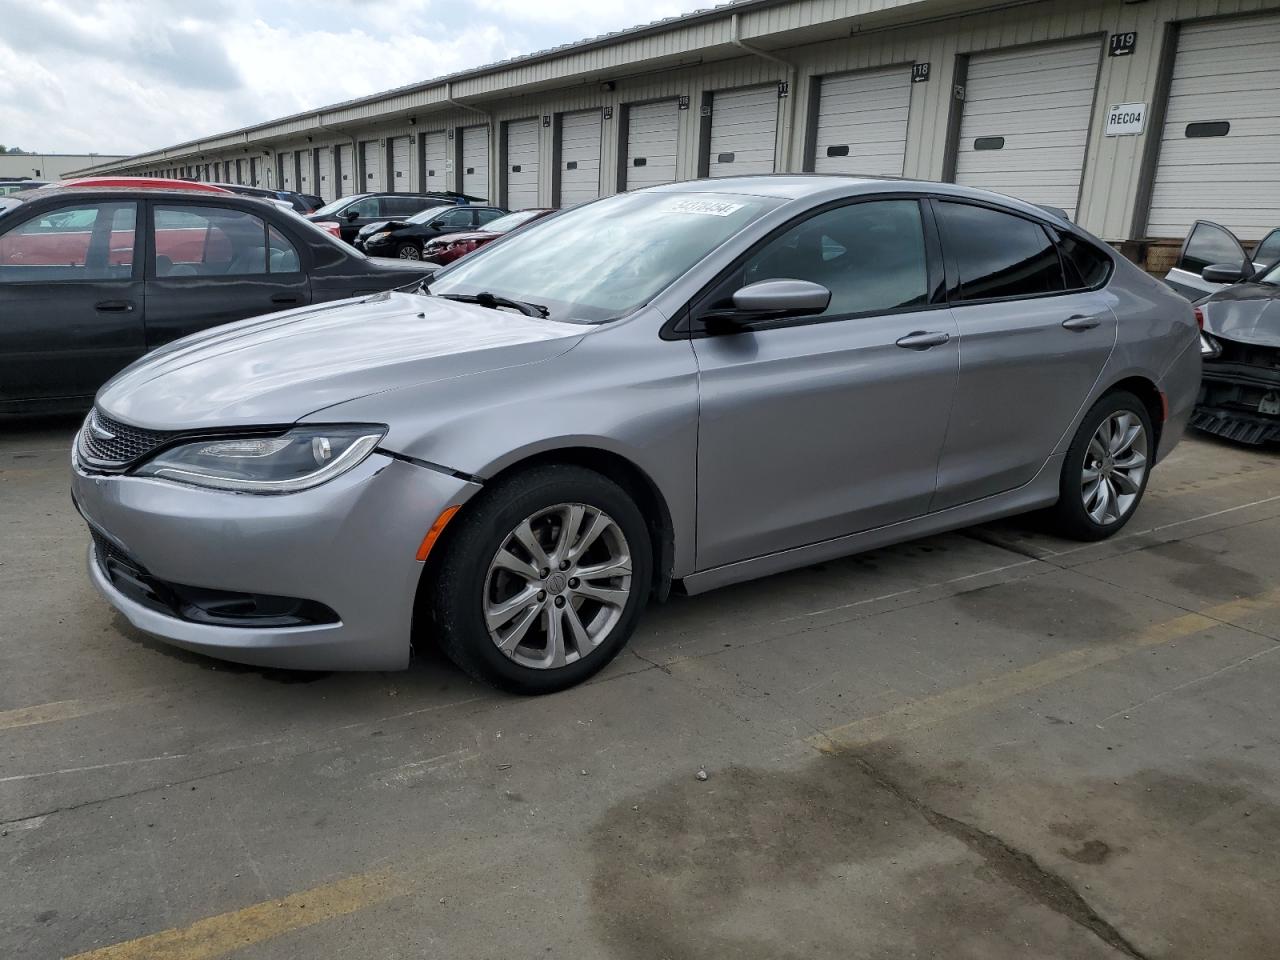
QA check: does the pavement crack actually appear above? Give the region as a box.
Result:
[630,649,672,675]
[849,752,1150,960]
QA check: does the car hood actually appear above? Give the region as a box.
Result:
[96,291,585,430]
[1203,284,1280,348]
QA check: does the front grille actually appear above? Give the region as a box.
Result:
[78,409,182,469]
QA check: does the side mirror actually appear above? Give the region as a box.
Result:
[706,279,832,326]
[343,208,361,221]
[1201,263,1244,284]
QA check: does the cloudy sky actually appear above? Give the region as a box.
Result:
[0,0,697,157]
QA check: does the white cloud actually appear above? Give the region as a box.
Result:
[0,0,703,155]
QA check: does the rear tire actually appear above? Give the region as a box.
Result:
[1049,391,1153,541]
[428,465,652,694]
[396,242,422,260]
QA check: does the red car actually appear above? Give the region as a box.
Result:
[421,208,555,265]
[59,177,233,195]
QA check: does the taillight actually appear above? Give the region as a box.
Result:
[1194,306,1205,329]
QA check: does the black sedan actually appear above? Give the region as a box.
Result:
[0,185,433,415]
[208,182,324,214]
[354,204,508,259]
[307,192,479,243]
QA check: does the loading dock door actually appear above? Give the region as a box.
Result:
[317,149,334,201]
[1148,14,1280,241]
[953,38,1101,221]
[626,101,680,190]
[280,155,294,191]
[360,140,384,192]
[812,66,912,176]
[709,85,779,177]
[505,119,540,208]
[558,110,602,206]
[461,126,489,200]
[420,131,447,195]
[336,144,354,197]
[389,136,411,191]
[296,150,311,194]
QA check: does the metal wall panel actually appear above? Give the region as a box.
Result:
[708,85,780,177]
[811,66,912,176]
[1148,13,1280,240]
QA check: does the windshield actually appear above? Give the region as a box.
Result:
[0,197,21,216]
[1259,261,1280,284]
[429,191,778,322]
[310,197,353,218]
[408,204,452,224]
[485,210,544,233]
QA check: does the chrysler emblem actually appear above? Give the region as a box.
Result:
[90,420,116,442]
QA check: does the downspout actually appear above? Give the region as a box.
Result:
[445,81,495,199]
[730,12,796,172]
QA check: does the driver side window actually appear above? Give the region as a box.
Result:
[708,199,929,323]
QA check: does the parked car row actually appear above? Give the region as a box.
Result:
[1163,221,1280,445]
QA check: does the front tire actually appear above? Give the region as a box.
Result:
[1050,391,1153,541]
[428,465,652,694]
[396,242,422,260]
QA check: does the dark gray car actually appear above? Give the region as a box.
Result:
[71,176,1200,692]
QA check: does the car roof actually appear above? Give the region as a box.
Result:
[12,185,285,208]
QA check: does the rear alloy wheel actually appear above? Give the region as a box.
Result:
[429,466,652,693]
[396,242,422,260]
[1050,391,1153,540]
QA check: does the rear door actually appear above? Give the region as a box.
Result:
[144,200,310,347]
[930,199,1117,510]
[0,199,144,405]
[1165,220,1250,299]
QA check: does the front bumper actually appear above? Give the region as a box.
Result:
[1193,355,1280,445]
[73,453,481,670]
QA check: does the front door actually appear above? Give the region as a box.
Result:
[929,199,1117,510]
[0,199,144,407]
[690,197,958,570]
[144,201,310,347]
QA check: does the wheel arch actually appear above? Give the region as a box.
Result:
[1100,374,1165,454]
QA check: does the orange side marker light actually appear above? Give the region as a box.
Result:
[416,505,461,561]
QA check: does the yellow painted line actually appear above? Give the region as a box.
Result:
[65,869,404,960]
[815,586,1280,750]
[0,699,104,732]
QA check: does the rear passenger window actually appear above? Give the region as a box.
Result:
[153,205,274,277]
[1058,235,1112,289]
[476,209,505,226]
[936,202,1064,301]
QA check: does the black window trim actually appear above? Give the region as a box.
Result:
[666,192,948,341]
[927,196,1111,306]
[0,197,144,286]
[144,197,308,280]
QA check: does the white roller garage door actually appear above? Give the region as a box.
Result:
[812,66,913,176]
[626,100,679,190]
[388,136,411,191]
[505,118,540,208]
[420,131,447,194]
[317,149,334,200]
[336,144,354,196]
[1148,14,1280,241]
[461,125,489,200]
[558,110,602,206]
[954,38,1101,221]
[280,154,294,191]
[295,149,311,194]
[361,140,384,192]
[709,85,778,177]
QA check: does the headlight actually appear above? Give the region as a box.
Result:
[1199,332,1222,358]
[134,425,386,493]
[368,231,391,242]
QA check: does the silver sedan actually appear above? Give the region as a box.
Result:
[72,176,1201,692]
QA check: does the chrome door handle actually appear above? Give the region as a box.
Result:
[1062,314,1102,331]
[895,330,951,350]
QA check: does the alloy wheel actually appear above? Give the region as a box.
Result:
[398,246,421,260]
[483,503,633,670]
[1081,411,1148,525]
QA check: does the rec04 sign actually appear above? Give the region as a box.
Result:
[1105,102,1147,137]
